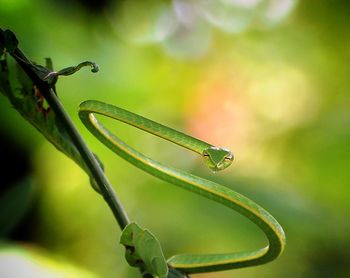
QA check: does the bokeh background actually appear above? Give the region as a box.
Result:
[1,0,349,277]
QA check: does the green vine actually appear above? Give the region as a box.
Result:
[0,28,285,278]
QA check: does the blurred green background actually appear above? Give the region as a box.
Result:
[1,0,349,277]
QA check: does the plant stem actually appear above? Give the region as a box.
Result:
[44,89,145,277]
[7,34,141,276]
[45,87,130,229]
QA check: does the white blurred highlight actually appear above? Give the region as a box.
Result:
[109,0,297,59]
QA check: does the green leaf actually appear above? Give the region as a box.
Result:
[0,45,103,195]
[120,222,168,278]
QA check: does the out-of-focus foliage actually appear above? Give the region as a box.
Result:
[0,0,349,277]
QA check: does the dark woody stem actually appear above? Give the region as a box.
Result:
[44,87,130,229]
[10,44,130,230]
